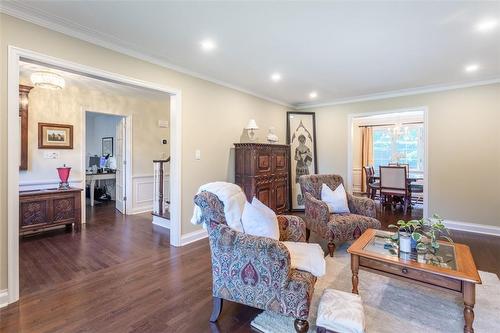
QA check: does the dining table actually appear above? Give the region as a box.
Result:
[372,173,423,183]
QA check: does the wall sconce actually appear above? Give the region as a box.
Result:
[245,119,259,141]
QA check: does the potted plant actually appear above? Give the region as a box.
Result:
[388,219,422,253]
[420,214,453,252]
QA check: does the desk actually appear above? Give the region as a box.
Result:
[86,173,116,206]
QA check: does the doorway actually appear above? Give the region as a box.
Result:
[7,46,182,305]
[347,107,429,218]
[84,111,131,216]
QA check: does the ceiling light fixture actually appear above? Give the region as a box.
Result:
[309,91,318,99]
[30,71,65,89]
[465,64,480,73]
[200,39,216,52]
[475,19,498,32]
[270,73,282,82]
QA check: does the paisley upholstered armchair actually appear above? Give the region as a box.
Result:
[194,191,316,333]
[299,174,381,256]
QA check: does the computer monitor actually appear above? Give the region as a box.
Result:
[89,156,100,168]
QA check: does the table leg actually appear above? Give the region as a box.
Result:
[90,179,96,207]
[351,254,359,294]
[463,281,475,333]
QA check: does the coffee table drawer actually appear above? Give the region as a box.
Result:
[359,257,462,292]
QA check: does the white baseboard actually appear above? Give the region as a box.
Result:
[127,207,152,215]
[152,215,170,229]
[181,229,207,246]
[444,220,500,237]
[0,289,9,308]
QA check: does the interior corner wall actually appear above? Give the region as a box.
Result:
[0,13,290,290]
[308,83,500,228]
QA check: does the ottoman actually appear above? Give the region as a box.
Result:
[316,289,365,333]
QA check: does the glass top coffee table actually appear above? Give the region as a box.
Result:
[347,229,481,333]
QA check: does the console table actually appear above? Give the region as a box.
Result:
[19,187,83,234]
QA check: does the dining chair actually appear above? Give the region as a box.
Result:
[379,165,410,213]
[363,165,379,199]
[388,162,409,177]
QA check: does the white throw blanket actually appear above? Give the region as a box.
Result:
[191,181,246,232]
[282,241,326,277]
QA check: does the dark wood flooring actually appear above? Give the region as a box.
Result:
[1,202,498,333]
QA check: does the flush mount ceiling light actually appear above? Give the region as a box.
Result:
[30,71,65,89]
[309,91,318,99]
[200,39,216,52]
[465,64,480,73]
[270,73,282,82]
[475,19,498,32]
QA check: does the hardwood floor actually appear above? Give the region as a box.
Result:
[1,202,498,333]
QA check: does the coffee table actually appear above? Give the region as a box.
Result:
[347,229,481,333]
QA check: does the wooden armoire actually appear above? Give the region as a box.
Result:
[234,143,290,214]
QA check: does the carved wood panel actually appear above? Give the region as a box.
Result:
[53,197,75,221]
[20,200,48,226]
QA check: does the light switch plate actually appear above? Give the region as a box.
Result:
[195,149,201,160]
[44,151,59,159]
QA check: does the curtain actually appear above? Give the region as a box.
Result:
[361,127,373,193]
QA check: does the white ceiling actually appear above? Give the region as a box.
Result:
[3,1,500,107]
[19,61,169,101]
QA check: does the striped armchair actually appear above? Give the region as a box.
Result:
[194,190,316,333]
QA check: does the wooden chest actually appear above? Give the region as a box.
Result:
[234,143,290,214]
[19,187,83,234]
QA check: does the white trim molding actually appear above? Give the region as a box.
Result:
[296,78,500,110]
[0,3,292,108]
[444,220,500,237]
[152,215,171,229]
[0,289,9,308]
[180,229,208,246]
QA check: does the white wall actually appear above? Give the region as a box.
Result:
[85,112,121,159]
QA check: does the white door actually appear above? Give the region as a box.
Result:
[115,117,126,214]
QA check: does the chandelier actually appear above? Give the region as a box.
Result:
[30,71,65,89]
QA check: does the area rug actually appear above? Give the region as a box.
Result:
[251,244,500,333]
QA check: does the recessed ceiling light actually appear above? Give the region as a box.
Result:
[309,91,318,99]
[200,39,216,52]
[465,64,480,73]
[270,73,282,82]
[475,19,498,32]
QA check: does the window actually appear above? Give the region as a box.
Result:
[372,124,424,172]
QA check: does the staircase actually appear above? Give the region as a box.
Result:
[152,158,170,229]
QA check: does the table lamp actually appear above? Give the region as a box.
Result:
[245,119,259,141]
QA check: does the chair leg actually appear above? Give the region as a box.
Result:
[209,297,223,323]
[294,319,309,333]
[328,242,336,257]
[306,228,311,243]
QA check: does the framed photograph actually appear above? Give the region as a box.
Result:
[287,111,318,211]
[38,123,73,149]
[102,137,114,156]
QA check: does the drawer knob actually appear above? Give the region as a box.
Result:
[402,268,408,274]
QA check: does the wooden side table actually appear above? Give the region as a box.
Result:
[348,229,481,333]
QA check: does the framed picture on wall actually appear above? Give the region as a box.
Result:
[38,123,73,149]
[287,111,318,211]
[102,137,114,156]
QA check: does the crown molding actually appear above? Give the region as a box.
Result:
[0,3,293,108]
[294,78,500,110]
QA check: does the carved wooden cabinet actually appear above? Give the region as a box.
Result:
[19,188,83,234]
[234,143,290,214]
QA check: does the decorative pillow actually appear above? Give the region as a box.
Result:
[241,197,280,240]
[321,183,350,214]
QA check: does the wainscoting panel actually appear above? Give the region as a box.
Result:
[130,174,169,215]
